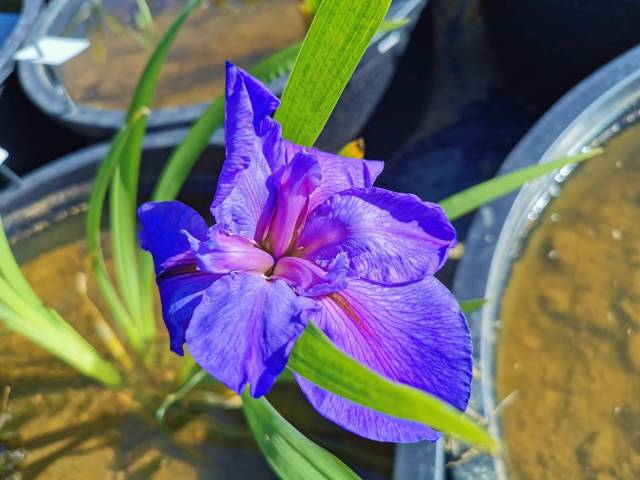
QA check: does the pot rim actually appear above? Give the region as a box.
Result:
[449,44,640,479]
[17,0,425,135]
[0,0,43,85]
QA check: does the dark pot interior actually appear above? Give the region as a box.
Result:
[483,0,640,111]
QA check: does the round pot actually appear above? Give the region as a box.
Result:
[447,44,640,478]
[483,0,640,111]
[0,129,396,479]
[0,0,42,86]
[18,0,428,152]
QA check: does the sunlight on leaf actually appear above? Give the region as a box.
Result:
[440,148,604,221]
[276,0,391,146]
[243,393,360,480]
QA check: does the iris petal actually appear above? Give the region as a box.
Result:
[211,63,282,239]
[295,276,472,442]
[262,152,321,258]
[272,253,349,297]
[158,272,218,355]
[297,188,456,284]
[186,273,318,397]
[189,225,274,275]
[283,141,384,213]
[138,201,216,354]
[138,201,208,274]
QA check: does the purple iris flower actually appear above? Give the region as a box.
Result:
[138,63,472,442]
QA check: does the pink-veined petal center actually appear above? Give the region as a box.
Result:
[261,152,321,259]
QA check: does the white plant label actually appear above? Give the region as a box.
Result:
[14,37,90,66]
[0,148,8,166]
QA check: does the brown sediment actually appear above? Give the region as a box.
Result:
[59,0,306,110]
[498,126,640,479]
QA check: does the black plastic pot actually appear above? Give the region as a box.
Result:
[483,0,640,111]
[445,44,640,479]
[0,129,222,240]
[0,0,42,86]
[18,0,428,152]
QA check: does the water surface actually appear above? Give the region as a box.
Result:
[499,126,640,478]
[58,0,307,110]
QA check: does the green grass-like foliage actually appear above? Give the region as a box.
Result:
[86,109,149,352]
[243,393,360,480]
[440,148,604,221]
[0,219,121,387]
[275,0,392,146]
[459,298,486,314]
[108,0,203,352]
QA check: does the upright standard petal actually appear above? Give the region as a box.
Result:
[186,274,318,397]
[297,188,456,284]
[262,152,321,258]
[138,201,216,354]
[284,141,384,212]
[295,276,472,442]
[211,63,282,239]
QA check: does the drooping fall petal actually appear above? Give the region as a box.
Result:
[295,276,472,442]
[138,201,217,353]
[186,273,318,397]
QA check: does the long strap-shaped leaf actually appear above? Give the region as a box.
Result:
[108,0,201,347]
[86,109,149,352]
[275,0,391,146]
[243,393,360,480]
[440,148,604,221]
[0,280,121,387]
[288,322,499,453]
[0,219,41,307]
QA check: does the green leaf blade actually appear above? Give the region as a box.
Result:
[243,393,360,480]
[106,0,202,347]
[459,298,486,314]
[86,110,149,351]
[440,148,604,221]
[0,217,42,307]
[288,323,498,453]
[275,0,391,146]
[0,280,121,387]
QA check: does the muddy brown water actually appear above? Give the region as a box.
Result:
[0,214,392,479]
[498,126,640,479]
[59,0,307,110]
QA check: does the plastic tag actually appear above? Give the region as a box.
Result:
[14,36,89,66]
